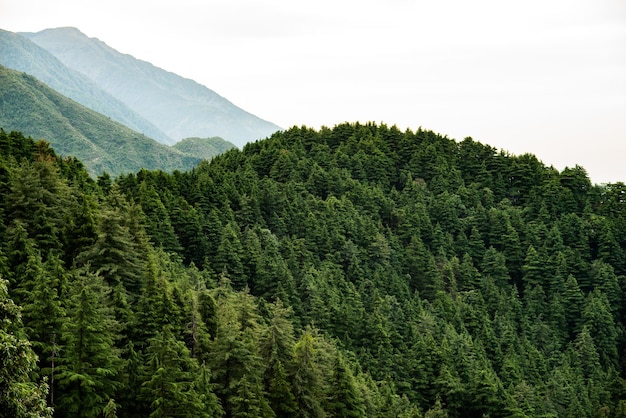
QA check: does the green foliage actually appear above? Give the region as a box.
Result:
[172,137,236,160]
[0,279,52,418]
[0,66,202,176]
[139,326,217,418]
[3,123,626,417]
[54,268,123,417]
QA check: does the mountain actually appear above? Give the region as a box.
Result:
[0,64,202,176]
[172,136,236,160]
[22,27,281,147]
[4,122,626,416]
[0,28,173,145]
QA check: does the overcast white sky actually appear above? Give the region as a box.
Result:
[2,0,626,183]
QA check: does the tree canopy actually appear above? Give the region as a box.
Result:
[2,123,626,417]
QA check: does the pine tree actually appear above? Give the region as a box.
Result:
[457,253,481,291]
[54,268,123,417]
[74,203,143,298]
[195,362,225,417]
[290,329,327,418]
[132,249,184,348]
[5,159,69,257]
[15,252,67,381]
[209,285,270,416]
[63,193,99,266]
[260,299,298,416]
[327,351,366,417]
[0,278,52,418]
[139,325,212,418]
[214,221,247,289]
[521,245,547,291]
[138,181,182,254]
[481,247,510,289]
[563,275,585,339]
[580,290,620,370]
[5,219,38,289]
[117,341,146,417]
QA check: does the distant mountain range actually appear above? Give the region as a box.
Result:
[0,26,279,175]
[0,64,203,176]
[21,27,281,147]
[0,28,173,144]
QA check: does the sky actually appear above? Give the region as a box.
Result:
[2,0,626,184]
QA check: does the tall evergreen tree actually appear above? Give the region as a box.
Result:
[54,268,123,418]
[208,284,271,416]
[139,325,215,418]
[290,329,327,418]
[260,299,298,416]
[327,351,366,417]
[214,221,247,289]
[0,279,52,418]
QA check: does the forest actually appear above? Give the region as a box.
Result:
[2,123,626,417]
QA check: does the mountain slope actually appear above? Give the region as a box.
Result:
[172,136,236,160]
[23,27,281,147]
[3,122,626,416]
[0,64,201,176]
[0,28,173,145]
[113,123,626,416]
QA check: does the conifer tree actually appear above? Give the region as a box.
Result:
[5,219,38,288]
[580,290,620,370]
[0,279,52,418]
[563,275,585,338]
[74,203,143,298]
[5,159,69,257]
[481,247,510,289]
[15,252,67,382]
[209,284,270,416]
[133,249,184,348]
[54,268,123,417]
[521,245,546,290]
[140,325,213,418]
[260,299,298,416]
[215,221,247,289]
[138,181,182,254]
[117,341,145,417]
[290,329,327,418]
[62,193,99,269]
[195,362,225,417]
[327,351,366,417]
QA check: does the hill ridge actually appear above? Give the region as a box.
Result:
[0,28,174,144]
[23,27,281,147]
[0,64,201,176]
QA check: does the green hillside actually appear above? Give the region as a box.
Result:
[23,27,281,147]
[0,28,173,144]
[3,123,626,417]
[0,64,201,176]
[172,136,236,160]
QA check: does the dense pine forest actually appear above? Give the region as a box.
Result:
[3,123,626,417]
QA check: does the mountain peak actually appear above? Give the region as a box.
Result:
[23,26,88,40]
[1,28,174,144]
[22,27,281,147]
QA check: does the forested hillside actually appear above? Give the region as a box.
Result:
[0,65,205,176]
[2,123,626,417]
[173,136,236,160]
[0,28,172,144]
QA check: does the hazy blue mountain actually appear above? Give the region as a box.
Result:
[23,27,281,147]
[0,64,202,176]
[0,28,174,145]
